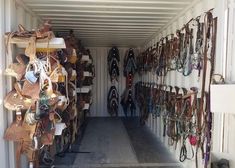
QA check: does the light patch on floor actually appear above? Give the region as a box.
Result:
[53,117,182,168]
[73,118,138,166]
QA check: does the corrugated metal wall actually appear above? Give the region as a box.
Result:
[22,0,193,47]
[211,0,235,167]
[88,47,140,117]
[142,0,219,168]
[0,1,41,167]
[0,0,8,168]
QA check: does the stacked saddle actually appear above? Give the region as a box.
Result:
[107,47,120,116]
[123,48,137,77]
[107,86,119,117]
[3,22,82,168]
[108,47,120,82]
[121,48,137,117]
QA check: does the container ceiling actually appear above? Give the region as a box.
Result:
[23,0,192,47]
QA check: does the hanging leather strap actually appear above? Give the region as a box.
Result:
[25,37,37,61]
[204,17,218,168]
[196,10,214,168]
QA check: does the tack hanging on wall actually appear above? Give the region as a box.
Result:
[107,47,120,116]
[137,9,217,168]
[121,48,137,118]
[107,86,119,117]
[108,46,120,82]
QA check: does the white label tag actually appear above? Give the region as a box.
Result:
[58,96,66,106]
[55,123,66,135]
[72,70,76,76]
[62,67,67,76]
[16,111,22,115]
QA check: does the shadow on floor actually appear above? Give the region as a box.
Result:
[122,117,177,163]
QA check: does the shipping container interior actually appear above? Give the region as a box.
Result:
[0,0,235,168]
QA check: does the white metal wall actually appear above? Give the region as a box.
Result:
[0,0,40,167]
[211,0,235,167]
[88,47,140,117]
[142,0,221,168]
[0,0,9,168]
